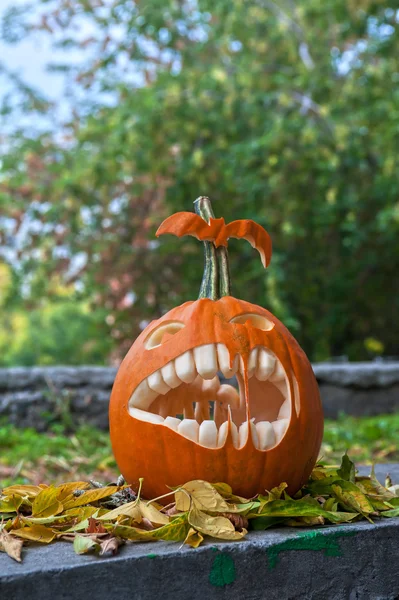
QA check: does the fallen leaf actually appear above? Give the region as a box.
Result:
[73,534,100,555]
[63,486,121,509]
[0,529,24,562]
[86,517,107,534]
[32,486,63,518]
[0,495,23,513]
[338,453,356,483]
[100,536,121,556]
[188,506,246,540]
[97,500,142,522]
[56,482,90,501]
[1,485,42,498]
[184,527,204,548]
[11,525,56,543]
[175,480,233,513]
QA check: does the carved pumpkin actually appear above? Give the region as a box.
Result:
[109,197,323,499]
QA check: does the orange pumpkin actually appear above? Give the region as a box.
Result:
[109,197,323,500]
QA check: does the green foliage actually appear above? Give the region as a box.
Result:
[1,1,399,361]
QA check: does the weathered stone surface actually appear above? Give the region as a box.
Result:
[0,363,398,430]
[1,516,398,599]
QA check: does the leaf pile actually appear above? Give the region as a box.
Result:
[1,455,399,563]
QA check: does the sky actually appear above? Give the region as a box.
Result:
[0,0,64,101]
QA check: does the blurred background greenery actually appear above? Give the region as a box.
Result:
[1,0,398,367]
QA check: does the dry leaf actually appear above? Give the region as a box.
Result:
[63,486,121,509]
[184,527,204,548]
[11,525,56,543]
[32,487,63,518]
[188,506,246,540]
[100,536,121,556]
[175,480,233,513]
[86,518,107,534]
[0,529,24,562]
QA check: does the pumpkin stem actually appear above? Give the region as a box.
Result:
[193,196,231,299]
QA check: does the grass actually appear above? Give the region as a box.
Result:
[1,414,399,488]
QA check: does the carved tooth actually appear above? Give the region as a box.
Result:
[218,420,239,447]
[147,370,170,395]
[269,359,286,382]
[217,344,239,378]
[195,400,210,423]
[272,378,288,400]
[178,419,199,442]
[272,418,289,444]
[216,384,240,408]
[129,407,164,423]
[247,347,258,378]
[278,399,291,420]
[214,400,228,428]
[199,420,218,448]
[161,361,181,389]
[164,416,181,431]
[238,420,259,449]
[193,344,218,379]
[256,421,276,450]
[183,400,195,419]
[129,379,158,410]
[201,376,220,397]
[174,350,196,384]
[256,348,276,381]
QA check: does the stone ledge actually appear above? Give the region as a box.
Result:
[1,516,398,600]
[1,363,398,429]
[1,465,398,600]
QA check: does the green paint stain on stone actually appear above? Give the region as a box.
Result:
[267,529,357,569]
[209,552,236,587]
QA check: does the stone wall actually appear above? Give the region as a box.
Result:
[0,363,398,431]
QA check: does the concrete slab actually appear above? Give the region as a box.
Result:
[1,519,398,600]
[1,463,399,600]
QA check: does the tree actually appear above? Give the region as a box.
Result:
[1,0,398,363]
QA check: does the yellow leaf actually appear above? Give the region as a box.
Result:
[139,501,169,526]
[2,485,42,499]
[0,529,24,562]
[184,527,204,548]
[175,480,232,513]
[110,524,155,542]
[212,483,250,503]
[0,495,23,513]
[188,506,246,541]
[97,501,142,523]
[63,486,120,509]
[31,487,63,518]
[56,482,90,501]
[11,525,56,544]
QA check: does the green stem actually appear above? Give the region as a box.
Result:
[194,197,218,300]
[193,196,231,299]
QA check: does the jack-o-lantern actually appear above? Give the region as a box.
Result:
[109,197,323,499]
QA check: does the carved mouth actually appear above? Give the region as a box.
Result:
[128,344,292,450]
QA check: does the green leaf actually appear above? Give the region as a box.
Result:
[337,453,356,483]
[73,534,100,555]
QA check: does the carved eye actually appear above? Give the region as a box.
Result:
[144,321,185,349]
[230,313,275,331]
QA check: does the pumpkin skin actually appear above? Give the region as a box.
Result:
[109,295,323,500]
